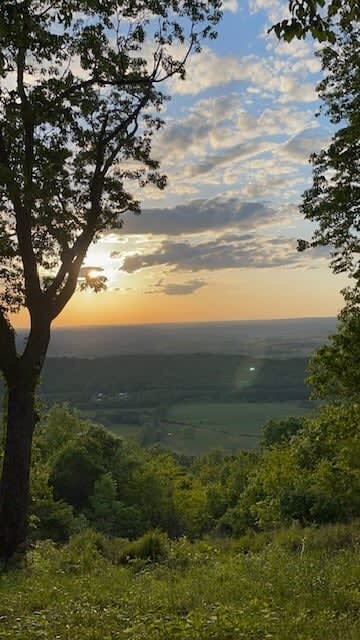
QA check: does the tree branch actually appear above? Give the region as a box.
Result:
[50,238,93,319]
[0,127,41,307]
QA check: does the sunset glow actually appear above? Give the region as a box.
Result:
[11,0,343,329]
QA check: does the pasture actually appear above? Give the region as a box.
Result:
[82,401,313,455]
[162,401,313,454]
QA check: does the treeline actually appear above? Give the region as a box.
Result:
[37,354,309,406]
[13,402,360,545]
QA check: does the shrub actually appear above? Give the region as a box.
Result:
[120,530,170,565]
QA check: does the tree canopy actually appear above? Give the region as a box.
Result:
[295,16,360,287]
[0,0,220,323]
[272,0,360,43]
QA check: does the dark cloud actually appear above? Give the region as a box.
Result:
[120,196,276,237]
[145,279,207,295]
[120,234,311,273]
[79,266,104,277]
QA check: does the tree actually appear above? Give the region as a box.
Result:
[0,0,221,558]
[307,291,360,402]
[261,416,305,449]
[272,0,360,44]
[296,20,360,285]
[273,6,360,404]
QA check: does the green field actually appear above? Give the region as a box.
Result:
[81,401,312,454]
[161,401,312,454]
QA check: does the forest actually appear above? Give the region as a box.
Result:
[0,399,360,639]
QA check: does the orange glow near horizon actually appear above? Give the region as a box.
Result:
[10,267,345,329]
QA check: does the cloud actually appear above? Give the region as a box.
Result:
[148,99,320,199]
[157,99,317,162]
[169,47,318,103]
[79,266,104,277]
[120,233,325,274]
[145,278,207,295]
[249,0,290,26]
[185,141,273,178]
[121,196,277,236]
[222,0,240,12]
[279,131,328,163]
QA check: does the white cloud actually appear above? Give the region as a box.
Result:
[169,47,318,103]
[248,0,289,26]
[222,0,240,12]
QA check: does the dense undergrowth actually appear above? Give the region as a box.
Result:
[0,522,359,639]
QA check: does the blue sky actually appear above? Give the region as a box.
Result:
[68,0,346,326]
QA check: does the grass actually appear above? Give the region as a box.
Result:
[0,526,359,639]
[81,401,313,454]
[163,402,312,454]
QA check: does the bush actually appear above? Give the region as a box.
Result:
[120,530,170,565]
[232,530,273,554]
[273,520,360,553]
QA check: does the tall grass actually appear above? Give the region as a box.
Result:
[0,524,359,639]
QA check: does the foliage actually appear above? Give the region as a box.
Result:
[244,404,360,530]
[296,18,360,287]
[261,416,305,449]
[34,404,89,461]
[119,529,170,565]
[307,293,360,401]
[88,472,145,538]
[24,401,360,545]
[272,0,360,44]
[40,354,310,404]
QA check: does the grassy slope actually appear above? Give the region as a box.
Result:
[0,531,359,640]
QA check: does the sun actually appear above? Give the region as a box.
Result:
[87,269,104,280]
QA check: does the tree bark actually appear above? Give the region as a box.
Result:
[0,379,37,559]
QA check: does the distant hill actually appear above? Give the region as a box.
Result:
[16,317,337,358]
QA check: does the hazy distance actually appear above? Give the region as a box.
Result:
[16,317,337,358]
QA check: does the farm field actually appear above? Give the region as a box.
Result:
[0,352,315,454]
[81,401,313,455]
[161,401,313,454]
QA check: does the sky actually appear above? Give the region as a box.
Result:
[13,0,348,327]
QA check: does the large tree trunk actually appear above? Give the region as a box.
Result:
[0,317,50,560]
[0,379,37,559]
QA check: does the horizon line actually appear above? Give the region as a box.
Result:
[14,315,337,331]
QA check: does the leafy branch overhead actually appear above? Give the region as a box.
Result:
[0,0,221,320]
[298,19,360,284]
[271,0,360,43]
